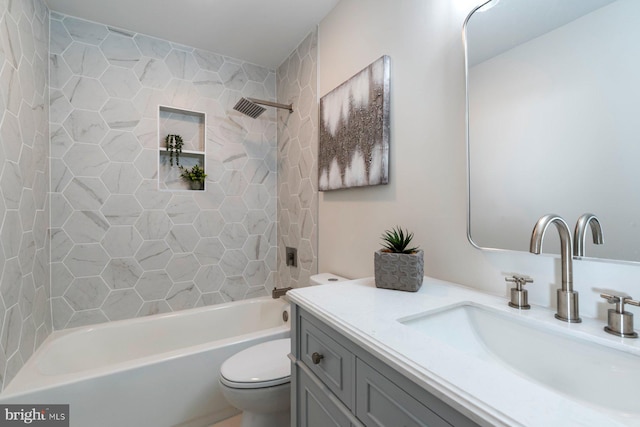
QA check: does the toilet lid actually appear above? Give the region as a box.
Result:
[220,338,291,389]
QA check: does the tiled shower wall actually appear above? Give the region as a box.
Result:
[49,13,278,329]
[0,0,51,388]
[276,30,319,287]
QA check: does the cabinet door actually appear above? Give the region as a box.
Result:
[356,360,452,427]
[297,365,354,427]
[299,311,355,409]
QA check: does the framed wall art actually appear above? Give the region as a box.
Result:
[319,55,390,191]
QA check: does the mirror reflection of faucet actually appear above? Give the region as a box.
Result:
[574,213,603,258]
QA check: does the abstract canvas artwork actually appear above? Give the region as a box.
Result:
[319,55,390,191]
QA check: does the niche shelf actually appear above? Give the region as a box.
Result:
[158,106,206,191]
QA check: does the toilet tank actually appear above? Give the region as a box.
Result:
[309,273,348,286]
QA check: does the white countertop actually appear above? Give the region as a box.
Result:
[287,276,640,427]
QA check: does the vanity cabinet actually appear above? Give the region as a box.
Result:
[291,305,479,427]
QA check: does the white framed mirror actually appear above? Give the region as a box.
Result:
[465,0,640,263]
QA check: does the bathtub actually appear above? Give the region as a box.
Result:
[0,296,290,427]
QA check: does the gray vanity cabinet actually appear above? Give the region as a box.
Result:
[291,305,480,427]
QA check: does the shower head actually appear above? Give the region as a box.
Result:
[233,97,293,119]
[233,98,266,118]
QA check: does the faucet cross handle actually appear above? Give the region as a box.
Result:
[505,275,533,289]
[600,293,640,313]
[506,275,533,310]
[600,293,639,338]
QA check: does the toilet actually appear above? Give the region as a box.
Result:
[220,338,292,427]
[219,274,347,427]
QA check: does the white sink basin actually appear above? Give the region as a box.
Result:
[399,304,640,415]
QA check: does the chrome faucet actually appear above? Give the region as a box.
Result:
[530,214,581,323]
[573,213,603,258]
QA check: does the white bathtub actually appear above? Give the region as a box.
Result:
[0,296,291,427]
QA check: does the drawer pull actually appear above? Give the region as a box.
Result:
[311,352,324,364]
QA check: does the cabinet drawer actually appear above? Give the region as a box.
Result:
[356,359,452,427]
[297,364,362,427]
[299,311,355,409]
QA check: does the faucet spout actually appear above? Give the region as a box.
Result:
[573,213,603,258]
[530,214,581,323]
[530,214,573,292]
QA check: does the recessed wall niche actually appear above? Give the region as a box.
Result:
[158,106,206,190]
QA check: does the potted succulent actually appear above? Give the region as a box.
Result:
[180,164,207,190]
[374,226,424,292]
[165,134,184,166]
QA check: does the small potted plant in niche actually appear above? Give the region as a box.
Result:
[180,164,207,190]
[165,134,184,166]
[374,226,424,292]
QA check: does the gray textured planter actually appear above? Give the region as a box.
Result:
[374,249,424,292]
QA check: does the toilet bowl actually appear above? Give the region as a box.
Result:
[219,338,292,427]
[219,274,347,427]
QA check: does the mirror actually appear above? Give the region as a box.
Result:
[465,0,640,263]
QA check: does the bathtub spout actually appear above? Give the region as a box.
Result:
[272,287,293,299]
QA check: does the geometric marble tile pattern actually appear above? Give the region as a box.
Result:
[49,13,278,331]
[276,30,319,289]
[0,0,51,390]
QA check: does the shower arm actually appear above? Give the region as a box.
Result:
[247,98,293,113]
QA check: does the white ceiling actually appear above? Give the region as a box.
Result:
[44,0,340,69]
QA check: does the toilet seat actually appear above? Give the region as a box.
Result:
[220,338,291,389]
